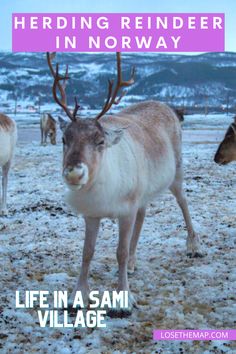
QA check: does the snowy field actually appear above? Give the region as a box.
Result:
[0,113,236,353]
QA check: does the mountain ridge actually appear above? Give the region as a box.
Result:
[0,52,235,113]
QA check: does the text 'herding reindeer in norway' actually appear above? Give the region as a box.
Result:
[47,52,203,317]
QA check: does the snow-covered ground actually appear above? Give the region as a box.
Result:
[0,114,236,353]
[11,111,236,127]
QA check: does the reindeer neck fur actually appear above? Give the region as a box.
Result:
[66,101,179,218]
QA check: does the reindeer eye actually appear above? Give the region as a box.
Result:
[95,138,105,148]
[97,139,105,145]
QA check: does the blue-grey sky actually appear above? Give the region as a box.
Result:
[0,0,235,52]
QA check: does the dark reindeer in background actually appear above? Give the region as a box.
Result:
[47,52,202,316]
[214,116,236,165]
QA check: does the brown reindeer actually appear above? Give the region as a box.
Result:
[40,113,57,145]
[0,114,17,215]
[214,116,236,165]
[47,52,202,316]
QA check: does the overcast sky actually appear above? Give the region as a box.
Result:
[0,0,235,52]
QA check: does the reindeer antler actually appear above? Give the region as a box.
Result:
[47,52,134,121]
[46,52,80,121]
[95,52,135,120]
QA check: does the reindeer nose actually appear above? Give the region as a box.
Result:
[63,164,88,185]
[214,152,221,164]
[64,165,84,177]
[214,154,219,163]
[63,167,71,177]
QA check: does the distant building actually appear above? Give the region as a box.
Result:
[26,105,37,112]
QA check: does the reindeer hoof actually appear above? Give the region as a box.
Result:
[67,297,88,316]
[127,266,137,275]
[186,235,204,258]
[67,303,79,316]
[0,208,8,216]
[187,251,204,258]
[128,257,136,274]
[107,292,136,318]
[107,308,132,318]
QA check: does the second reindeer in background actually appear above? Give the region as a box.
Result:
[214,116,236,165]
[40,113,57,145]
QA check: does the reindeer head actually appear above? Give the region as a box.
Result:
[214,117,236,165]
[47,53,134,190]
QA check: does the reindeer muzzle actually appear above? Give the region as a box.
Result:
[63,163,89,188]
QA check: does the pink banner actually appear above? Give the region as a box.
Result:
[153,329,236,341]
[12,13,225,52]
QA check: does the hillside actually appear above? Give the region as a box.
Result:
[0,52,236,113]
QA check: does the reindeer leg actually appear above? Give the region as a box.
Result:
[44,132,48,146]
[128,207,146,274]
[1,160,11,216]
[170,168,203,258]
[71,217,100,307]
[40,128,44,145]
[108,210,137,317]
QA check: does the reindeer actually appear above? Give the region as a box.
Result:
[47,52,202,316]
[0,114,17,215]
[40,113,57,145]
[214,116,236,165]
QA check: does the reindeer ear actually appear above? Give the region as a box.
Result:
[104,128,124,147]
[58,116,68,133]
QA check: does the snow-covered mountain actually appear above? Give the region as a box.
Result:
[0,52,236,113]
